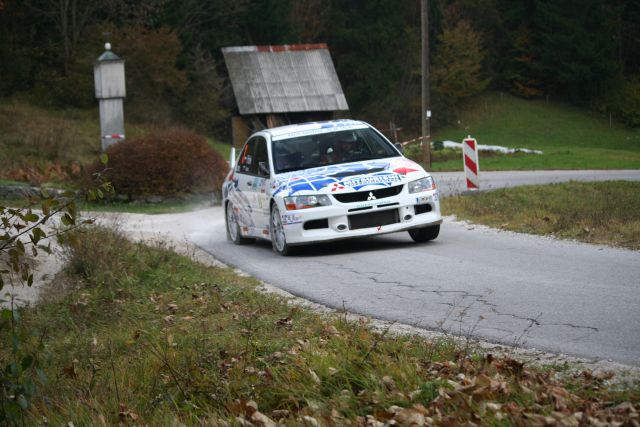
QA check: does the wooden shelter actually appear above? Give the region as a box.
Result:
[222,44,349,147]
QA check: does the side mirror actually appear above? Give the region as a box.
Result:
[258,161,270,177]
[394,142,405,155]
[229,146,236,169]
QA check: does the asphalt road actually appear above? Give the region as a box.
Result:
[432,169,640,196]
[118,170,640,366]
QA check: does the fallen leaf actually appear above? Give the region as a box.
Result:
[271,409,290,419]
[276,316,292,326]
[395,408,426,426]
[324,325,340,336]
[309,369,321,384]
[382,375,396,390]
[251,410,276,427]
[302,415,319,427]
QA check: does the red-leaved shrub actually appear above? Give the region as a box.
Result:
[102,128,227,197]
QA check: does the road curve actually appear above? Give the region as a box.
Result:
[114,170,640,366]
[433,169,640,196]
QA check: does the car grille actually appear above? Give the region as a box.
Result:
[333,185,403,203]
[348,209,399,230]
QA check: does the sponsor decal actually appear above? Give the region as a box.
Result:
[271,161,402,196]
[330,183,345,192]
[281,213,302,225]
[342,173,402,189]
[393,167,419,175]
[415,195,432,204]
[271,123,368,141]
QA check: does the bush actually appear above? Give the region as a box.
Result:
[101,128,227,197]
[609,77,640,127]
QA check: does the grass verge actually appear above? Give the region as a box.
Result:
[430,92,640,171]
[442,181,640,250]
[1,228,638,425]
[0,197,216,215]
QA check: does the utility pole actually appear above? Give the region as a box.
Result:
[421,0,432,169]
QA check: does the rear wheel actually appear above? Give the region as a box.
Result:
[226,201,252,244]
[270,204,296,256]
[408,224,440,243]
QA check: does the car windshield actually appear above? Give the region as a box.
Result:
[271,128,399,174]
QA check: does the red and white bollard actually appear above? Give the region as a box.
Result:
[462,136,480,190]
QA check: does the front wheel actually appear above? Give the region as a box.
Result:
[226,201,252,244]
[408,224,440,243]
[270,204,296,256]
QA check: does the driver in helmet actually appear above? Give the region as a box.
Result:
[321,133,359,164]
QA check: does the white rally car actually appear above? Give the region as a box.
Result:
[222,120,442,255]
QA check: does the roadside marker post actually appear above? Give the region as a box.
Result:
[462,136,480,190]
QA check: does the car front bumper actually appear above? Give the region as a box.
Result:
[277,189,442,245]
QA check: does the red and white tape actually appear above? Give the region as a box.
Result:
[462,136,479,190]
[103,134,125,139]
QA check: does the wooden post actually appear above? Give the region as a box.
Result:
[421,0,432,169]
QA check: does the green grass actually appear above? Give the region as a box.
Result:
[0,98,233,188]
[429,92,640,171]
[1,229,638,425]
[0,179,25,187]
[442,181,640,250]
[0,98,101,167]
[81,198,215,214]
[0,196,216,215]
[207,138,233,160]
[0,98,147,184]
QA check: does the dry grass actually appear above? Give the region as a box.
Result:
[0,99,145,184]
[442,181,640,250]
[0,228,637,425]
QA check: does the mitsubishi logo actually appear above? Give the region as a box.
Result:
[367,192,376,201]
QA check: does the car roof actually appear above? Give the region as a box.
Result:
[266,119,370,141]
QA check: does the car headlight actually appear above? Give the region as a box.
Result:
[284,195,332,210]
[408,176,436,193]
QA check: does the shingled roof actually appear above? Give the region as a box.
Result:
[222,44,349,115]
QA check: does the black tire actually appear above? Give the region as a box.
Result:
[270,204,296,256]
[408,224,440,243]
[225,201,253,244]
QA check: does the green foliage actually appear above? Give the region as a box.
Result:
[177,47,230,135]
[506,26,544,99]
[0,302,48,426]
[100,128,227,197]
[0,156,112,424]
[530,0,619,102]
[323,1,416,114]
[0,0,638,139]
[432,19,490,124]
[600,76,640,128]
[103,24,188,124]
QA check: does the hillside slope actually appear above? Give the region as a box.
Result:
[431,92,640,171]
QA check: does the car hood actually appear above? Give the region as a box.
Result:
[271,157,427,197]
